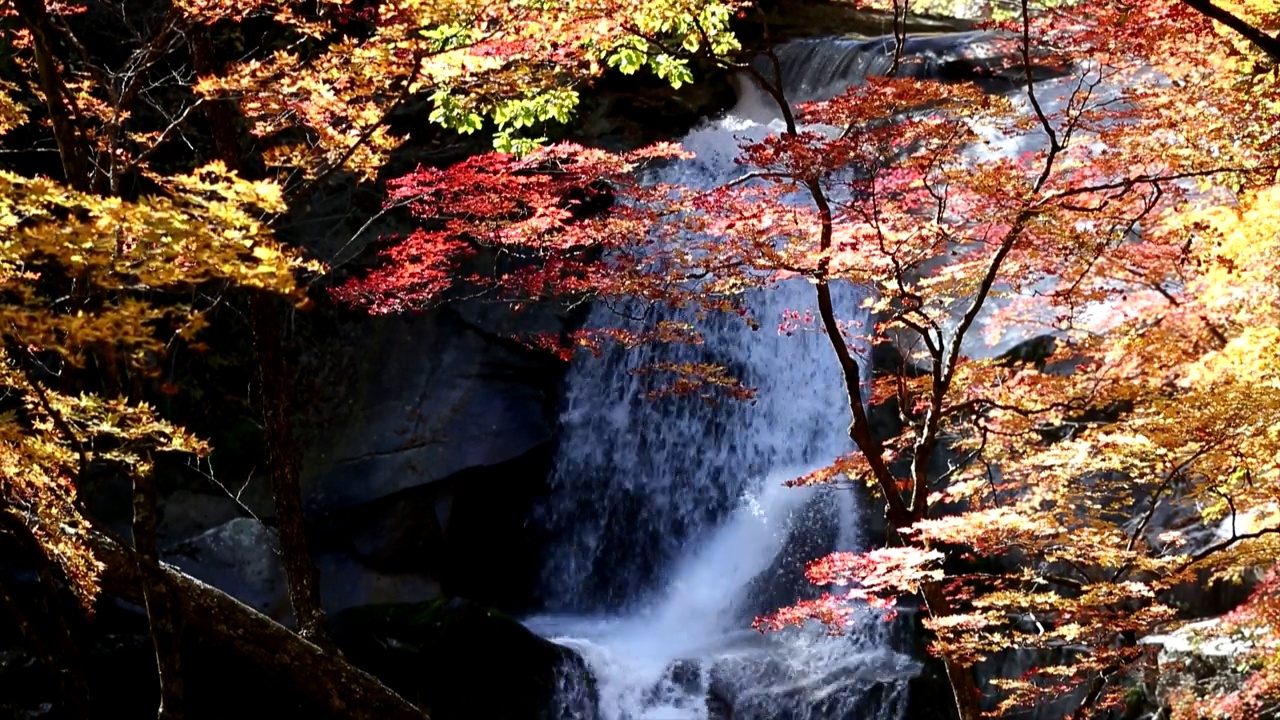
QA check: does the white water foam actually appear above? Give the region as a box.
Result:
[528,472,914,720]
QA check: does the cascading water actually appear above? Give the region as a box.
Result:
[764,31,1000,102]
[526,33,1013,720]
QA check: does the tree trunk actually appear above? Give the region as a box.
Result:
[10,0,92,190]
[251,291,330,644]
[90,528,428,719]
[190,26,330,647]
[921,581,984,720]
[132,468,184,720]
[808,156,983,720]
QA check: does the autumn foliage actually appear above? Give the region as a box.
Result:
[339,0,1280,718]
[2,0,1280,715]
[0,0,745,717]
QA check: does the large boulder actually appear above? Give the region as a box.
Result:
[329,599,598,720]
[164,517,290,619]
[288,297,570,614]
[310,446,552,612]
[299,307,564,515]
[163,518,443,623]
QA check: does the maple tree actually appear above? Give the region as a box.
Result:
[340,0,1280,718]
[0,0,747,717]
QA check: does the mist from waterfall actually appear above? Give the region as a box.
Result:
[525,33,1012,720]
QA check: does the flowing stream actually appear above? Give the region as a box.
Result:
[525,33,1012,720]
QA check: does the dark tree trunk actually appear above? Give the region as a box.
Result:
[190,26,331,647]
[132,468,184,720]
[920,581,984,720]
[251,291,330,644]
[9,0,92,190]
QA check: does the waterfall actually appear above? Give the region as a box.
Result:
[526,33,1002,720]
[764,31,1000,102]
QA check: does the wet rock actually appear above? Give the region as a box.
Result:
[706,680,734,720]
[740,489,847,620]
[665,659,704,696]
[708,649,914,720]
[995,334,1059,370]
[973,648,1087,720]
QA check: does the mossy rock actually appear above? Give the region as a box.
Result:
[330,598,597,719]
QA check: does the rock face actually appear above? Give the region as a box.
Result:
[300,306,564,514]
[329,598,598,720]
[311,446,554,611]
[270,300,570,613]
[1141,618,1276,718]
[148,293,566,619]
[163,518,444,622]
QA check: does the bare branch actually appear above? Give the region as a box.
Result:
[1187,525,1280,565]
